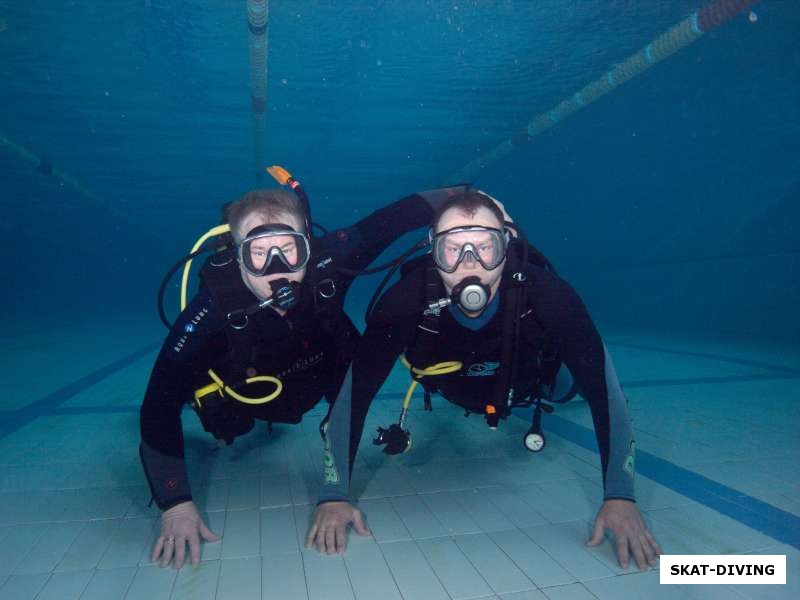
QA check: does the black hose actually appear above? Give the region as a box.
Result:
[364,240,429,321]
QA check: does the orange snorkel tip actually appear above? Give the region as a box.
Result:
[266,165,293,186]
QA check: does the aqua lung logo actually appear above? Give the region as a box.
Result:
[466,361,500,377]
[173,307,209,353]
[276,351,324,378]
[316,257,333,270]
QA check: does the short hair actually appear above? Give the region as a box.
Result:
[431,189,505,233]
[225,189,305,243]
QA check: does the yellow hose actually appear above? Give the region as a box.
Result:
[207,369,283,405]
[180,224,231,311]
[399,356,462,411]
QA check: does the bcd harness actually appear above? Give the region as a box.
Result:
[373,238,568,454]
[188,242,359,445]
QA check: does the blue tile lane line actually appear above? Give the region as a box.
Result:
[608,341,800,374]
[510,407,800,551]
[0,341,160,441]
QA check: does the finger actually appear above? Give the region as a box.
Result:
[586,518,605,547]
[645,530,663,556]
[324,526,337,555]
[335,525,346,555]
[200,522,221,543]
[160,538,175,568]
[640,535,657,567]
[189,532,202,567]
[305,522,319,549]
[630,536,648,571]
[615,535,630,569]
[352,511,371,537]
[174,537,187,570]
[315,526,327,554]
[151,537,165,564]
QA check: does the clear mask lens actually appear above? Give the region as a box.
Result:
[432,226,508,273]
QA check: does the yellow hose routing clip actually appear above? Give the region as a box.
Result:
[196,369,283,405]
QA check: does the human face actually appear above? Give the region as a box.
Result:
[236,211,308,310]
[239,226,309,276]
[432,226,508,273]
[433,206,506,314]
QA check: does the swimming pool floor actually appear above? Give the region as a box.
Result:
[0,316,797,599]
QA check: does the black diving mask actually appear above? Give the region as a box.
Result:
[237,224,311,277]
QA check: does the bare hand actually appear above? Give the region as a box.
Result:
[305,501,371,555]
[586,499,662,570]
[151,500,221,569]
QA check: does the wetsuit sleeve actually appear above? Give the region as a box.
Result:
[139,287,225,510]
[317,283,417,503]
[531,272,636,502]
[341,191,451,272]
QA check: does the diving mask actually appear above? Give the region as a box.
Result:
[237,224,311,277]
[430,225,509,273]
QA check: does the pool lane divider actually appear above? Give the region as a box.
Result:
[447,0,761,184]
[0,341,160,441]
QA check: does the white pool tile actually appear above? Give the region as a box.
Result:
[0,572,50,600]
[301,549,356,600]
[489,529,575,588]
[418,536,494,599]
[379,540,450,600]
[220,508,260,559]
[521,521,616,581]
[261,553,308,599]
[35,568,93,600]
[123,564,177,600]
[78,566,137,600]
[343,537,403,600]
[170,559,220,600]
[453,533,536,595]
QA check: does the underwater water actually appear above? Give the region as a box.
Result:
[0,1,798,599]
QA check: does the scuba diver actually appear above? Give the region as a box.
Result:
[306,189,663,571]
[139,168,470,569]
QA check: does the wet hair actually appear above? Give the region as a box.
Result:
[225,189,306,243]
[431,189,505,232]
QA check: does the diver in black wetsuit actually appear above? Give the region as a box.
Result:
[139,178,458,569]
[307,190,663,571]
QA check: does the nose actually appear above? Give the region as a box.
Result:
[461,250,478,270]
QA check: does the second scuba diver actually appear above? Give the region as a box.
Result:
[307,189,663,571]
[139,170,471,569]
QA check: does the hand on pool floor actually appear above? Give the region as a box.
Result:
[586,499,662,571]
[152,500,221,569]
[305,501,371,555]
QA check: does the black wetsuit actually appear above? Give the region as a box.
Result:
[140,191,449,511]
[319,253,637,504]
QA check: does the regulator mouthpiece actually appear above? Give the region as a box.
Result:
[453,276,490,312]
[268,278,300,310]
